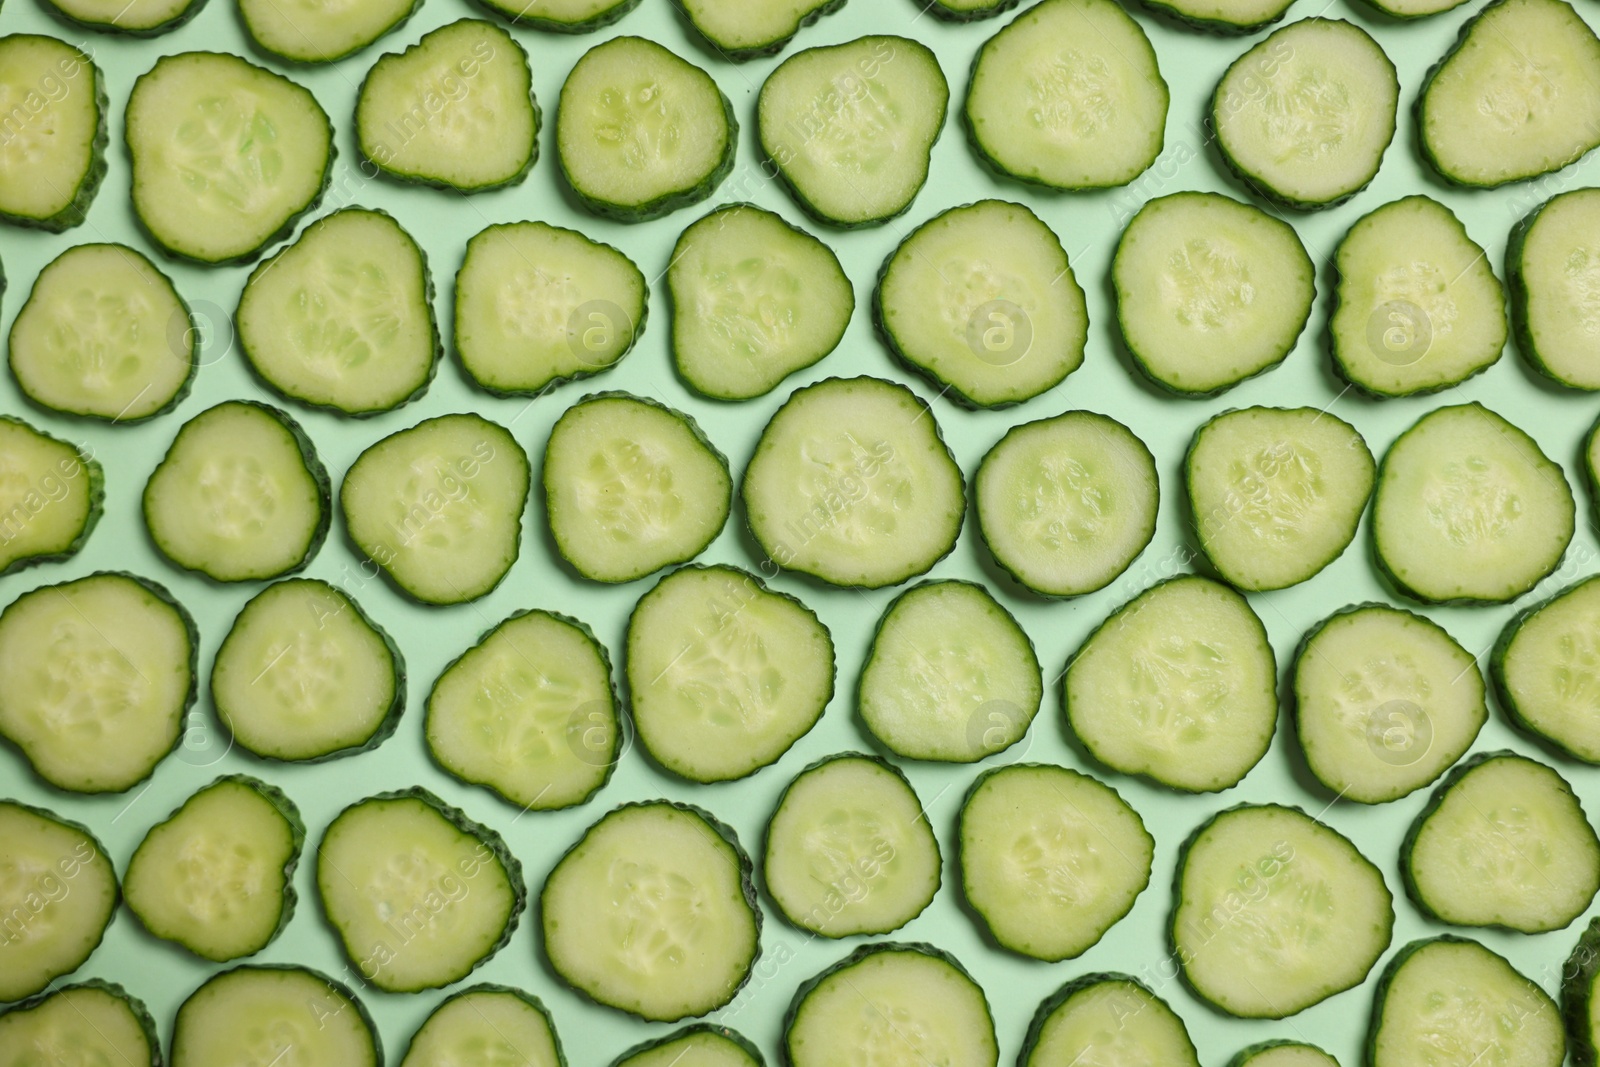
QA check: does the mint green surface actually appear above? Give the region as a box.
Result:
[2,0,1599,1062]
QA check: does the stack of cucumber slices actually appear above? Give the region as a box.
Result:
[11,0,1600,1060]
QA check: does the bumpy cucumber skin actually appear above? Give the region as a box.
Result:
[1565,917,1600,1067]
[127,774,305,961]
[784,942,995,1063]
[244,0,421,63]
[40,0,206,37]
[0,39,106,232]
[542,799,762,1022]
[1018,973,1193,1066]
[0,979,161,1065]
[426,607,620,808]
[472,0,641,31]
[626,564,832,784]
[1227,1040,1337,1067]
[317,788,526,993]
[920,0,1026,21]
[455,221,649,399]
[673,0,846,60]
[401,984,567,1067]
[1135,0,1292,34]
[172,964,381,1067]
[238,207,440,417]
[1491,575,1600,763]
[0,416,103,578]
[1207,19,1397,210]
[1400,750,1599,932]
[763,36,947,227]
[611,1022,763,1066]
[763,752,939,936]
[1353,0,1468,17]
[1506,192,1598,391]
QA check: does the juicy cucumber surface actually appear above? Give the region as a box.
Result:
[0,981,158,1066]
[612,1024,762,1067]
[170,964,381,1067]
[0,416,101,577]
[240,0,416,62]
[399,985,563,1067]
[0,35,105,231]
[1494,574,1600,762]
[470,0,639,30]
[1510,188,1600,390]
[1020,974,1199,1067]
[675,0,844,59]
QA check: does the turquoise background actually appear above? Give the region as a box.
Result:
[3,0,1600,1060]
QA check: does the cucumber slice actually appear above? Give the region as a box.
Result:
[456,221,647,397]
[975,411,1159,598]
[1020,974,1199,1067]
[341,413,530,605]
[1331,196,1507,396]
[7,243,194,422]
[557,36,735,221]
[543,393,730,584]
[627,564,832,783]
[959,764,1153,961]
[743,376,964,589]
[1187,407,1375,591]
[613,1025,762,1067]
[1370,937,1562,1067]
[1066,575,1276,792]
[541,801,760,1021]
[317,789,523,993]
[0,982,157,1066]
[876,199,1087,408]
[1419,0,1600,188]
[0,802,116,1002]
[1139,0,1294,32]
[676,0,843,59]
[0,418,101,577]
[241,0,417,62]
[238,207,438,416]
[1211,19,1398,209]
[212,579,403,762]
[124,774,303,961]
[42,0,202,34]
[1292,604,1487,804]
[1230,1042,1339,1067]
[858,579,1041,762]
[1374,403,1574,604]
[357,20,538,192]
[784,943,997,1067]
[764,753,941,937]
[1509,188,1600,390]
[1403,751,1600,932]
[1566,918,1600,1067]
[668,204,851,401]
[0,36,105,232]
[171,965,380,1067]
[126,52,332,264]
[923,0,1023,20]
[1174,804,1394,1018]
[470,0,639,31]
[965,0,1166,191]
[427,608,619,810]
[400,985,562,1067]
[1113,192,1314,396]
[0,572,195,793]
[1494,575,1600,762]
[1360,0,1466,15]
[760,35,948,226]
[143,401,330,582]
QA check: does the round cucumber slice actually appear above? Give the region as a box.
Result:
[1139,0,1295,31]
[975,410,1158,598]
[8,243,194,422]
[1494,575,1600,762]
[543,393,730,584]
[1113,192,1314,396]
[759,35,948,227]
[316,790,523,993]
[1021,975,1199,1067]
[764,753,942,937]
[357,20,538,192]
[0,417,102,577]
[1374,403,1574,603]
[43,0,202,33]
[143,401,330,582]
[876,199,1087,408]
[627,565,832,783]
[858,579,1041,762]
[238,207,439,415]
[171,965,380,1067]
[0,802,117,1002]
[1186,407,1375,592]
[1565,919,1600,1066]
[1293,604,1487,805]
[1229,1042,1340,1067]
[1510,188,1600,390]
[669,204,852,401]
[542,801,760,1022]
[960,764,1153,962]
[1066,575,1277,793]
[126,52,332,264]
[400,985,562,1067]
[1173,804,1394,1018]
[557,36,735,221]
[0,982,158,1066]
[242,0,416,62]
[470,0,640,32]
[0,36,104,232]
[612,1024,762,1067]
[1211,19,1398,209]
[924,0,1025,19]
[965,0,1167,191]
[427,608,620,811]
[743,376,964,589]
[456,221,647,397]
[677,0,844,59]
